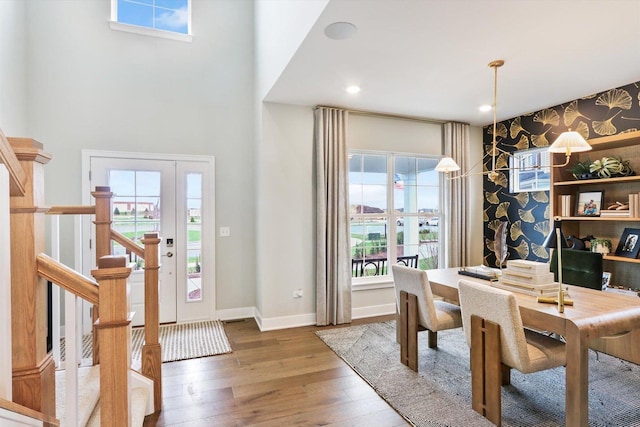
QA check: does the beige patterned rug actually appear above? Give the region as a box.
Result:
[316,321,640,427]
[61,320,232,363]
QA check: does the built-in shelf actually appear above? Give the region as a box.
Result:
[553,175,640,187]
[603,255,640,264]
[554,175,640,187]
[558,216,640,221]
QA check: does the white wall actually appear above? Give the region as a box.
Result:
[0,0,28,135]
[0,0,26,400]
[254,0,328,101]
[24,0,256,311]
[1,0,486,330]
[468,125,484,266]
[256,102,316,329]
[256,104,484,328]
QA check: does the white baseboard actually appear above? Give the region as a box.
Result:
[217,304,395,331]
[216,306,257,322]
[255,312,316,332]
[352,303,396,319]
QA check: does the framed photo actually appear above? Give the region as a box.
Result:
[575,191,603,216]
[614,228,640,258]
[602,272,611,290]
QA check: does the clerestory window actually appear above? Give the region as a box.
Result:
[110,0,192,42]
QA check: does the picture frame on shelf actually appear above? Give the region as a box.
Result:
[602,272,611,290]
[614,227,640,258]
[575,191,604,216]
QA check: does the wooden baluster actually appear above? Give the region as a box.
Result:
[92,255,132,427]
[141,232,162,411]
[92,186,114,365]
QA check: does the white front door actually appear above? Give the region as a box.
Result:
[82,151,215,326]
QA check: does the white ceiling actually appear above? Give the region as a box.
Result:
[264,0,640,126]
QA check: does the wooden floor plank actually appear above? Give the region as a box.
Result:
[143,315,409,426]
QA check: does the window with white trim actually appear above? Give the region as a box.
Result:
[349,152,441,278]
[110,0,192,42]
[509,147,550,192]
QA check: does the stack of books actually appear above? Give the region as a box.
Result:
[492,259,564,297]
[629,193,640,218]
[559,195,572,217]
[600,209,630,217]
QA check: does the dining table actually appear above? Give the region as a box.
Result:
[425,267,640,427]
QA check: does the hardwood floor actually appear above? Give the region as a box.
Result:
[143,315,408,426]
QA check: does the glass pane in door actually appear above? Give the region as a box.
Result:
[109,169,161,270]
[186,173,202,302]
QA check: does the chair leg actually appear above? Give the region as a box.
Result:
[428,330,438,348]
[399,291,419,372]
[501,364,511,386]
[470,315,502,427]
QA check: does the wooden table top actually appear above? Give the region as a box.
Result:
[425,267,640,338]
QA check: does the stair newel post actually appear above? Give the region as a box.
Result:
[141,232,162,411]
[91,255,132,427]
[8,138,56,417]
[92,186,114,365]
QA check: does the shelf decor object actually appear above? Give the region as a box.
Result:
[575,191,604,216]
[591,239,612,254]
[614,228,640,258]
[589,156,635,179]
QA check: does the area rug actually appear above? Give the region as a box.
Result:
[316,321,640,427]
[61,320,232,363]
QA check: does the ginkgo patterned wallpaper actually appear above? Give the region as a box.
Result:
[482,81,640,267]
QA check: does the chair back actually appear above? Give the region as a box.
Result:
[458,279,530,372]
[391,264,438,330]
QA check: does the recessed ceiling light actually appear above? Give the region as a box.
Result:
[346,85,361,94]
[324,22,358,40]
[479,104,493,112]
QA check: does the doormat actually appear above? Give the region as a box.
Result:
[61,320,232,363]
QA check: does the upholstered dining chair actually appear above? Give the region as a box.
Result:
[391,264,462,372]
[457,279,566,426]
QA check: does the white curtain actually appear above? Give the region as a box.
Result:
[315,107,352,326]
[443,122,471,267]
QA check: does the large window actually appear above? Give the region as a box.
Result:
[110,0,192,42]
[349,152,441,278]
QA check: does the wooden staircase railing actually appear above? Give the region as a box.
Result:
[37,253,133,425]
[37,254,99,305]
[0,128,27,196]
[3,129,163,422]
[92,255,133,426]
[47,188,164,413]
[0,397,60,427]
[91,186,163,412]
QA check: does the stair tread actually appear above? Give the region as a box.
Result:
[86,387,150,427]
[55,365,101,427]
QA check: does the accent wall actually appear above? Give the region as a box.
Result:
[483,81,640,266]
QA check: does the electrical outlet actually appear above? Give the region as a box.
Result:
[219,227,230,237]
[293,289,303,298]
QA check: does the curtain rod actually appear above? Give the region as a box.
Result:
[314,105,465,126]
